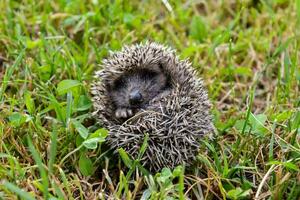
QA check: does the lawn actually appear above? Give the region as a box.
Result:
[0,0,299,199]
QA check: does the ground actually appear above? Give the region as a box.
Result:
[0,0,299,199]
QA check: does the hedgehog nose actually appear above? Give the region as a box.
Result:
[129,90,143,105]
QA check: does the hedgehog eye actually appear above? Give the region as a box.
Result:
[113,77,126,90]
[158,63,164,70]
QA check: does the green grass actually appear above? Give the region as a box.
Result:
[0,0,299,199]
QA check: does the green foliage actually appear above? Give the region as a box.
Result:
[8,112,27,127]
[57,79,82,96]
[79,154,94,176]
[227,187,252,200]
[0,0,299,199]
[142,166,185,200]
[189,16,208,42]
[2,181,35,200]
[235,113,268,136]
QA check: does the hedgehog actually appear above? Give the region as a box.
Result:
[91,42,215,172]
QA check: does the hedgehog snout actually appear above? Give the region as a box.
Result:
[129,90,143,105]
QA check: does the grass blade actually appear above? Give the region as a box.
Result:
[3,181,35,200]
[27,136,49,199]
[0,49,25,101]
[48,123,58,174]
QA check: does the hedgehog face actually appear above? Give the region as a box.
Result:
[108,64,169,119]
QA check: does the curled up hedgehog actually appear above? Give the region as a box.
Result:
[91,42,215,172]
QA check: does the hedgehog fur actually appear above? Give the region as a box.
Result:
[91,42,215,172]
